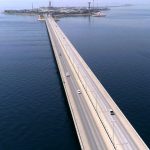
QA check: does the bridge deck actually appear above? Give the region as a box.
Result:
[46,16,149,150]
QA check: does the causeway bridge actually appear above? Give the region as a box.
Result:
[46,16,149,150]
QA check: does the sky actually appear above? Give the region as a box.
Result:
[0,0,150,10]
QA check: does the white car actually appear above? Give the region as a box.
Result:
[77,89,81,94]
[110,109,115,115]
[66,72,70,77]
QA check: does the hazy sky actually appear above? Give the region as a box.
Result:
[0,0,150,10]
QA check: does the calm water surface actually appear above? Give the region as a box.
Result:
[0,5,150,149]
[0,14,80,149]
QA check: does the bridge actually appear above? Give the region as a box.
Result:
[45,16,149,150]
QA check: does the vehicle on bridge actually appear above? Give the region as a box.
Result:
[66,72,70,77]
[77,89,81,94]
[110,109,115,115]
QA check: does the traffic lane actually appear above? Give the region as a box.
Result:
[56,32,108,150]
[51,22,108,150]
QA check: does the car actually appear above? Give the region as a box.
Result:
[66,72,70,77]
[77,89,81,94]
[110,109,115,115]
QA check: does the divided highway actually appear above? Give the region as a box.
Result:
[46,16,149,150]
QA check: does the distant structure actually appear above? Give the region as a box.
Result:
[32,3,34,10]
[93,0,95,9]
[49,1,52,8]
[88,2,91,14]
[88,2,91,10]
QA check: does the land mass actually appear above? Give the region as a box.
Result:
[4,6,110,17]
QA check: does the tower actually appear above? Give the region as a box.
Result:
[49,1,51,8]
[88,2,91,10]
[88,2,91,14]
[32,3,33,10]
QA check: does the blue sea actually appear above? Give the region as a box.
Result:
[0,4,150,149]
[0,14,80,149]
